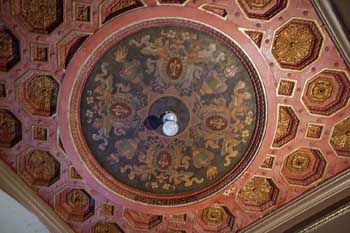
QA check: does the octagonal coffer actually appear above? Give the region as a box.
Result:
[90,222,124,233]
[237,0,287,20]
[195,204,235,233]
[272,19,323,70]
[158,0,187,4]
[330,117,350,157]
[0,27,20,72]
[0,109,22,148]
[282,147,326,186]
[11,0,64,34]
[302,70,350,116]
[18,149,60,186]
[123,208,162,230]
[16,73,59,117]
[238,176,279,211]
[55,188,95,222]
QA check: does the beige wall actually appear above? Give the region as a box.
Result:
[0,189,49,233]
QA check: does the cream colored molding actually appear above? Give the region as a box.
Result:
[0,159,75,233]
[241,170,350,233]
[311,0,350,67]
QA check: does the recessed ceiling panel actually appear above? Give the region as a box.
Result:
[65,19,265,205]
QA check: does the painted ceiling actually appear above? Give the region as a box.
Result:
[0,0,349,233]
[75,20,265,204]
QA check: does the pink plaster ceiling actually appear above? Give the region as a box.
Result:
[0,0,349,233]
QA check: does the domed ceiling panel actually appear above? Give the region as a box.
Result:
[0,0,349,233]
[70,19,265,205]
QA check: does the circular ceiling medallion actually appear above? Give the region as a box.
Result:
[65,19,265,206]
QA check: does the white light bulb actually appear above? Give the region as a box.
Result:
[163,112,177,122]
[162,112,179,136]
[162,121,179,136]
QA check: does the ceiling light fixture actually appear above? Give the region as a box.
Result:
[161,111,179,137]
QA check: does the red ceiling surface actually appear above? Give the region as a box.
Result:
[0,0,350,233]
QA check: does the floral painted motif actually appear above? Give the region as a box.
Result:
[80,25,262,195]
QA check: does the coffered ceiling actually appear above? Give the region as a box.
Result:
[0,1,349,233]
